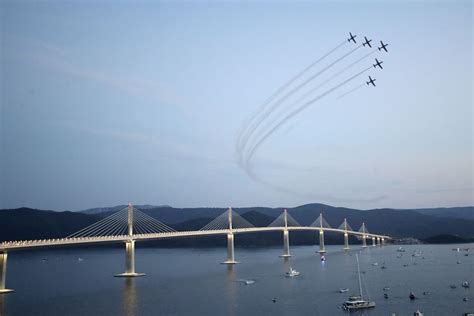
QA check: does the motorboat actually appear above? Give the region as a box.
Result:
[372,262,379,266]
[383,287,390,291]
[342,254,376,311]
[384,293,389,299]
[414,310,424,316]
[245,280,255,285]
[397,247,406,252]
[339,288,349,293]
[285,267,300,277]
[450,285,457,289]
[462,281,470,288]
[409,292,416,300]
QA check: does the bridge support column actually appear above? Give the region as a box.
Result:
[377,237,381,246]
[280,229,291,257]
[318,230,326,253]
[115,240,145,277]
[362,235,367,248]
[221,233,239,264]
[0,252,13,294]
[372,237,376,247]
[381,238,385,246]
[343,232,349,251]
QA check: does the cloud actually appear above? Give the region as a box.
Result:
[7,36,188,110]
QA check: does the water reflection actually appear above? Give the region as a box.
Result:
[225,265,236,316]
[122,278,137,316]
[0,294,5,315]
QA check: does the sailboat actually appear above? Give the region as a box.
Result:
[342,254,376,311]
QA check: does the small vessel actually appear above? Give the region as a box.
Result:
[409,292,416,300]
[403,264,409,267]
[285,267,300,277]
[462,281,470,288]
[414,310,424,316]
[320,255,326,262]
[423,291,430,295]
[342,254,376,311]
[372,262,379,266]
[383,287,391,291]
[381,265,387,270]
[339,288,349,293]
[412,251,421,257]
[463,297,469,302]
[272,297,277,303]
[78,258,84,262]
[450,284,457,289]
[397,247,406,252]
[245,280,255,285]
[384,293,389,299]
[457,261,462,264]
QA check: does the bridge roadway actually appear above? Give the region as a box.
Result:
[0,226,390,251]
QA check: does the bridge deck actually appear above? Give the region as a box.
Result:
[0,226,389,251]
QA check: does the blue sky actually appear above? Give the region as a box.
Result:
[1,1,472,211]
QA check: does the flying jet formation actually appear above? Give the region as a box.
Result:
[373,58,383,69]
[362,36,372,47]
[378,41,388,52]
[366,76,376,87]
[347,32,357,44]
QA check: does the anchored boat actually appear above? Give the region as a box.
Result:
[342,254,376,311]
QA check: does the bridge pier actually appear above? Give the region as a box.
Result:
[221,232,239,264]
[372,237,376,247]
[318,230,326,253]
[115,240,145,277]
[0,252,13,294]
[343,232,349,251]
[280,229,291,257]
[381,238,385,246]
[362,235,367,248]
[377,237,381,246]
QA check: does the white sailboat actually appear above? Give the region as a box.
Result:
[342,254,376,311]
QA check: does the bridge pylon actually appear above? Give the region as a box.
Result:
[115,203,145,277]
[0,252,13,294]
[360,222,368,248]
[342,218,350,251]
[279,209,291,258]
[372,236,376,247]
[221,208,239,264]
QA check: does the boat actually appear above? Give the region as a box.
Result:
[372,262,379,266]
[77,258,84,262]
[462,281,470,288]
[342,254,376,311]
[397,247,406,252]
[339,288,349,293]
[409,292,416,300]
[320,255,326,262]
[414,310,424,316]
[384,293,389,299]
[244,280,255,285]
[285,267,300,277]
[383,287,390,291]
[450,285,457,289]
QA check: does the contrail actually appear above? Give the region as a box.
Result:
[244,49,377,158]
[338,82,366,99]
[236,39,347,156]
[244,66,372,166]
[237,40,352,166]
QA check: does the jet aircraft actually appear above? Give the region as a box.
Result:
[366,76,376,87]
[378,41,388,52]
[362,36,372,47]
[373,58,383,69]
[348,32,357,44]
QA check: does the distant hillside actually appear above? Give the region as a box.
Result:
[412,206,474,220]
[0,208,99,241]
[2,204,474,243]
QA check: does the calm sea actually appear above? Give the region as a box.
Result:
[1,244,473,315]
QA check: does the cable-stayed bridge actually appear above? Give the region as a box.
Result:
[0,204,390,293]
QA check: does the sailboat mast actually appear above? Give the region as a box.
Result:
[356,254,363,299]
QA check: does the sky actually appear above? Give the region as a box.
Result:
[0,0,472,211]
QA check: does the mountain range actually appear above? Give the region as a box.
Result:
[0,204,473,245]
